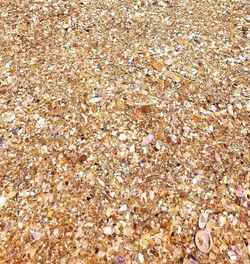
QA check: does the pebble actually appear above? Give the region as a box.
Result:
[103,226,113,235]
[89,97,102,103]
[245,15,250,22]
[31,231,42,241]
[141,134,154,146]
[5,112,15,122]
[129,144,135,153]
[228,250,237,261]
[105,207,113,217]
[123,226,134,236]
[227,104,234,116]
[119,204,127,212]
[219,215,226,227]
[118,134,127,141]
[149,190,155,200]
[68,144,76,151]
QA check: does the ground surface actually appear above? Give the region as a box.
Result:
[0,0,249,263]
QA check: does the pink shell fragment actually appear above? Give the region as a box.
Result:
[235,185,244,197]
[141,134,154,146]
[31,231,42,241]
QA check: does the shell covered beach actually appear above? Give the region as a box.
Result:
[0,0,249,263]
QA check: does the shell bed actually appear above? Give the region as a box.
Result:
[0,0,249,263]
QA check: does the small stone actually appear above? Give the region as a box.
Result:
[18,210,24,217]
[106,207,113,217]
[57,182,64,192]
[5,112,15,122]
[219,215,226,227]
[6,191,16,200]
[119,204,127,212]
[149,190,155,200]
[68,144,76,151]
[227,104,234,116]
[140,105,152,113]
[19,190,30,198]
[103,226,113,235]
[142,134,154,146]
[123,226,134,236]
[179,191,188,198]
[192,178,198,185]
[211,245,220,254]
[209,251,217,260]
[244,15,250,22]
[78,155,87,163]
[89,97,102,104]
[161,220,171,228]
[116,101,125,110]
[27,246,37,258]
[228,250,237,261]
[247,244,250,255]
[129,144,135,153]
[31,231,42,241]
[118,134,127,141]
[151,59,163,71]
[114,228,120,235]
[116,256,125,264]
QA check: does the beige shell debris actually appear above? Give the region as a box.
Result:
[195,230,213,253]
[0,0,249,263]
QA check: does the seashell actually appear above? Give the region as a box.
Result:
[0,196,7,207]
[31,231,42,241]
[235,185,244,197]
[198,212,208,229]
[195,230,213,253]
[141,134,154,146]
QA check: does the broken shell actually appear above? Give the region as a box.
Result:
[198,213,208,229]
[195,230,213,253]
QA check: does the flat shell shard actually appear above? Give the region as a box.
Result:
[123,226,134,236]
[235,184,244,197]
[89,97,102,104]
[31,231,42,241]
[195,230,213,253]
[6,191,17,200]
[27,247,37,258]
[5,112,15,122]
[119,204,127,212]
[103,226,113,235]
[118,133,127,141]
[142,134,154,146]
[227,104,234,116]
[138,253,144,263]
[198,213,208,229]
[151,59,163,72]
[0,196,7,207]
[116,256,125,264]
